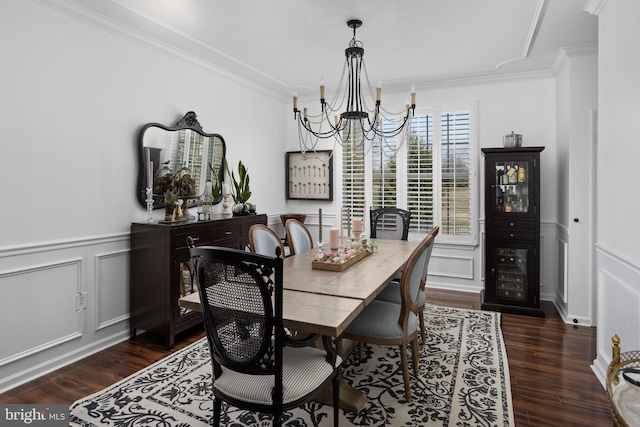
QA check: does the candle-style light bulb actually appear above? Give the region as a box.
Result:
[320,78,325,101]
[410,84,416,106]
[376,80,382,102]
[293,91,298,110]
[334,115,339,126]
[303,105,308,120]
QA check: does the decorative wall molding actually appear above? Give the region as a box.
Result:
[0,232,129,257]
[0,259,83,366]
[550,43,598,76]
[94,249,130,331]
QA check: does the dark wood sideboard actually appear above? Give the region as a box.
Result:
[130,214,267,348]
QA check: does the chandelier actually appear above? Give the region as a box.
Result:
[293,19,416,152]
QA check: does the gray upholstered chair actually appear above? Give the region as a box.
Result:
[369,207,411,241]
[340,233,435,401]
[188,240,341,427]
[375,226,439,343]
[248,224,286,258]
[285,218,314,255]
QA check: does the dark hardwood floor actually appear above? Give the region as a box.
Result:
[0,289,614,426]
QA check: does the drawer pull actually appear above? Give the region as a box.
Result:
[509,233,514,237]
[509,222,515,227]
[224,231,232,235]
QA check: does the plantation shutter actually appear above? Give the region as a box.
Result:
[342,121,366,229]
[407,114,434,233]
[372,118,398,210]
[440,111,471,236]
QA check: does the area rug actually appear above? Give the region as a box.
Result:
[69,305,513,426]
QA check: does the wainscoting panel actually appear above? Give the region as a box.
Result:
[0,259,82,365]
[95,250,130,331]
[592,244,640,386]
[429,254,474,280]
[0,233,131,393]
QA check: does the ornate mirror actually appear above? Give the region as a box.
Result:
[137,111,226,210]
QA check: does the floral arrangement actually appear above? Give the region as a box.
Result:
[314,238,376,265]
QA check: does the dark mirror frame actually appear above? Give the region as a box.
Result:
[136,111,226,210]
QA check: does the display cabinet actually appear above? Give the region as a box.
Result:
[482,147,545,317]
[130,214,267,348]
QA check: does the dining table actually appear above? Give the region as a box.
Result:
[178,238,421,413]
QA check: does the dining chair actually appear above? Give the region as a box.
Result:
[375,226,440,343]
[285,218,314,255]
[369,207,412,240]
[187,240,341,427]
[248,224,287,258]
[339,233,435,401]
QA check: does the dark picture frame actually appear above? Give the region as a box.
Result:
[286,150,333,200]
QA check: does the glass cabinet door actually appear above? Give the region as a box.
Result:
[492,158,532,215]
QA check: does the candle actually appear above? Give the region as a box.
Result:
[353,218,363,233]
[293,91,298,110]
[205,181,212,195]
[318,208,323,243]
[320,78,325,100]
[148,160,153,190]
[376,80,382,101]
[411,83,416,105]
[222,182,230,196]
[329,228,339,250]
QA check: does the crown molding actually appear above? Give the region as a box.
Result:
[32,0,287,99]
[585,0,609,16]
[550,43,598,76]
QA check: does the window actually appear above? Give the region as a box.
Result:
[341,103,477,245]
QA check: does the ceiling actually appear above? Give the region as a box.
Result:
[69,0,598,96]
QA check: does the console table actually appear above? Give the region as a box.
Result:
[130,214,267,348]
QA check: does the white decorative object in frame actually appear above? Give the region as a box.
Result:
[286,150,333,200]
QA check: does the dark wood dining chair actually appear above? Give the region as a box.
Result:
[369,207,411,240]
[375,226,440,343]
[187,239,340,427]
[248,224,287,258]
[285,218,314,255]
[340,233,435,401]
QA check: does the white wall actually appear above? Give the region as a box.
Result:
[0,0,286,392]
[591,0,640,386]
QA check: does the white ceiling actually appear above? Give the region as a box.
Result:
[70,0,597,96]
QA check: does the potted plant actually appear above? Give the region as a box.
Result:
[228,160,252,215]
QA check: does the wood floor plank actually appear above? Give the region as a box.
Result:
[0,289,615,426]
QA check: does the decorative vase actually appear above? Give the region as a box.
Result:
[165,203,176,221]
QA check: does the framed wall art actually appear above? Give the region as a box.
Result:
[286,150,333,200]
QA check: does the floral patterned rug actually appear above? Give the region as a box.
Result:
[70,305,513,426]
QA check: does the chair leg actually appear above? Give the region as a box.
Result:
[332,373,340,426]
[419,310,426,343]
[274,412,283,427]
[399,345,412,401]
[411,337,420,375]
[213,397,222,427]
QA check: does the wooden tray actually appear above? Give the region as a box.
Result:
[311,249,369,272]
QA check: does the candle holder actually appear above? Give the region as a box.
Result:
[352,230,363,250]
[221,194,232,216]
[145,187,154,223]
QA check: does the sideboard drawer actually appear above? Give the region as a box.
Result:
[174,229,211,251]
[213,223,241,243]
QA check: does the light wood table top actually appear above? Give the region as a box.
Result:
[179,288,363,337]
[283,239,421,304]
